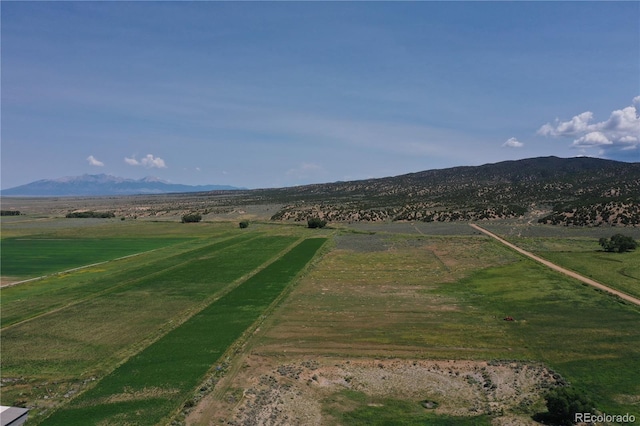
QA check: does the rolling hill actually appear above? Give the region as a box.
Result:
[3,157,638,227]
[253,156,640,226]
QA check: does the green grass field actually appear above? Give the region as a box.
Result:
[438,259,640,416]
[491,235,640,300]
[540,249,640,299]
[1,235,299,379]
[1,217,329,424]
[2,218,639,425]
[323,390,492,426]
[37,238,326,425]
[1,237,189,278]
[1,234,251,326]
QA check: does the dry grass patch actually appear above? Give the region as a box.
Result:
[253,235,519,359]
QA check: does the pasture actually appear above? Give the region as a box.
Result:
[200,227,640,425]
[476,225,640,301]
[2,216,639,425]
[511,237,640,300]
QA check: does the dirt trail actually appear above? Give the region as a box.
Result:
[470,223,640,307]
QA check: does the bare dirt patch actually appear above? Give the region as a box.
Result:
[102,386,180,404]
[187,355,559,425]
[1,276,23,287]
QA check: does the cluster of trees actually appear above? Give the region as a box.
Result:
[542,387,595,425]
[599,234,637,253]
[181,212,202,223]
[239,221,249,229]
[66,211,115,218]
[0,210,21,216]
[307,217,327,229]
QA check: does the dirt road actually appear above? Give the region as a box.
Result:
[470,223,640,307]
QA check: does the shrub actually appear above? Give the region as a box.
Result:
[307,217,327,229]
[239,221,249,229]
[181,213,202,223]
[599,234,637,253]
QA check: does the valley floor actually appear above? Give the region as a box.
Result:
[1,215,638,425]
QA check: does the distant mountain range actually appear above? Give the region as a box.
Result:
[0,174,242,196]
[3,157,639,227]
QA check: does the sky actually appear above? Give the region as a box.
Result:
[2,2,639,190]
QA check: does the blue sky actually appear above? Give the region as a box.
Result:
[2,2,639,190]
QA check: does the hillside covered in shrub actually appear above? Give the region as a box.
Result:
[257,156,640,226]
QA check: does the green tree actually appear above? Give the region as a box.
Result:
[544,387,595,425]
[307,217,327,229]
[239,220,249,229]
[599,234,637,253]
[181,212,202,223]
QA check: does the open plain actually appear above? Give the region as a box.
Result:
[1,195,639,425]
[4,2,640,424]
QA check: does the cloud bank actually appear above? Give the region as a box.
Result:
[538,98,640,153]
[124,154,167,168]
[87,155,104,167]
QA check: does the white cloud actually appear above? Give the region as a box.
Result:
[538,98,640,153]
[502,137,524,148]
[571,131,612,148]
[537,111,593,137]
[141,154,166,168]
[124,154,167,168]
[87,155,104,167]
[124,156,139,166]
[595,105,638,135]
